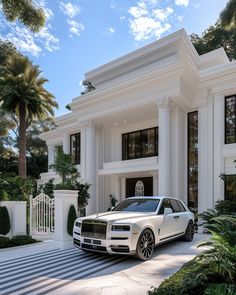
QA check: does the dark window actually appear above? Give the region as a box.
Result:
[113,198,160,212]
[188,111,198,211]
[70,133,81,164]
[158,199,173,215]
[177,200,186,212]
[122,127,158,160]
[170,199,181,212]
[225,95,236,144]
[224,174,236,201]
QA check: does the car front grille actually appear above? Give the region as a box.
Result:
[81,220,107,240]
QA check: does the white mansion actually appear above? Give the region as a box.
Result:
[40,29,236,215]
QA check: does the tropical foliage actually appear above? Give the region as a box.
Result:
[148,214,236,295]
[191,23,236,61]
[0,54,58,178]
[0,173,33,201]
[220,0,236,29]
[0,0,45,32]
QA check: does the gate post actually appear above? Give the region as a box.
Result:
[53,190,78,249]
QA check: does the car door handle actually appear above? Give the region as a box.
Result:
[173,216,179,219]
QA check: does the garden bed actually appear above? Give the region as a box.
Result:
[0,235,39,249]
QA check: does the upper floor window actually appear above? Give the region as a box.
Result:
[225,95,236,144]
[122,127,158,160]
[70,133,81,164]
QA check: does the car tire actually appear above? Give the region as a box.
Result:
[183,220,194,242]
[136,228,155,261]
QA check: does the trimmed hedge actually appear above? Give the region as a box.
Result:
[148,259,205,295]
[67,205,77,236]
[0,206,10,235]
[0,235,38,248]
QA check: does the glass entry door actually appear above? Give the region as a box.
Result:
[126,177,153,198]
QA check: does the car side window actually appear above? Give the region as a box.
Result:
[158,199,173,215]
[170,199,181,213]
[177,200,186,212]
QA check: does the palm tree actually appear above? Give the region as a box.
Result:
[220,0,236,29]
[0,54,58,178]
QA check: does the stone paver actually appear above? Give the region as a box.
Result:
[0,234,209,295]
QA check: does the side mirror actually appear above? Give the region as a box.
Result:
[164,207,173,215]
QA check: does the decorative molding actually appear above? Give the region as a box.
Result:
[156,97,175,111]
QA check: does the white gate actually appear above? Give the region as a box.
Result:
[30,193,55,237]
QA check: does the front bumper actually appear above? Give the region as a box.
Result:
[73,226,138,255]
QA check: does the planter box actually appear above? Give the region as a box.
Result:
[0,201,27,238]
[53,190,78,249]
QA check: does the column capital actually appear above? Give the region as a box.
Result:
[77,119,95,128]
[156,97,175,111]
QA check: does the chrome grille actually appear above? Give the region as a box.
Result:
[81,220,107,240]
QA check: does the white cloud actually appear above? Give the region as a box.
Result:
[128,2,174,41]
[109,27,115,34]
[175,0,190,7]
[5,26,42,56]
[59,2,80,18]
[193,3,200,8]
[120,15,126,20]
[0,2,59,56]
[177,15,183,22]
[67,20,85,36]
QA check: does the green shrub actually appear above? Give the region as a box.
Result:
[0,206,10,235]
[148,260,205,295]
[215,200,236,215]
[0,235,38,248]
[67,205,77,236]
[0,236,10,248]
[204,283,236,295]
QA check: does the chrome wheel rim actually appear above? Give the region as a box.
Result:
[140,230,154,259]
[187,222,194,239]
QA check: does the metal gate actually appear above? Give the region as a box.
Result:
[30,193,55,237]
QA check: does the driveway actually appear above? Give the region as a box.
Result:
[0,234,207,295]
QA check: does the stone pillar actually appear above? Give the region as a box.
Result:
[85,121,97,215]
[1,201,26,238]
[157,98,172,196]
[48,144,55,166]
[63,134,70,154]
[53,190,78,249]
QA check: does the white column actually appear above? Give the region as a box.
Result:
[53,190,78,249]
[121,177,126,201]
[198,96,214,213]
[157,98,171,196]
[48,144,55,166]
[85,121,97,215]
[63,134,70,154]
[213,93,225,203]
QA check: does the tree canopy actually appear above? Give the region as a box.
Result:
[220,0,236,29]
[0,0,45,32]
[191,23,236,61]
[0,54,58,177]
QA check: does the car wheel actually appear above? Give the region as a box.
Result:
[183,220,194,241]
[136,229,155,261]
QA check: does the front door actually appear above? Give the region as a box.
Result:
[126,177,153,198]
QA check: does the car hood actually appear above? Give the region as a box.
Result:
[78,211,156,224]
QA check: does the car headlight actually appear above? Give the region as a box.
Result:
[111,225,131,231]
[75,221,81,228]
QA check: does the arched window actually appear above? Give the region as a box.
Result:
[135,180,144,196]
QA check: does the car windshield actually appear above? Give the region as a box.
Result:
[113,198,160,212]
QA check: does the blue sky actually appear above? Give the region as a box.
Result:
[0,0,228,116]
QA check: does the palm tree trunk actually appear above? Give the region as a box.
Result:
[18,105,27,178]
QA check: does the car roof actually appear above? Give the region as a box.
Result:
[126,196,181,200]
